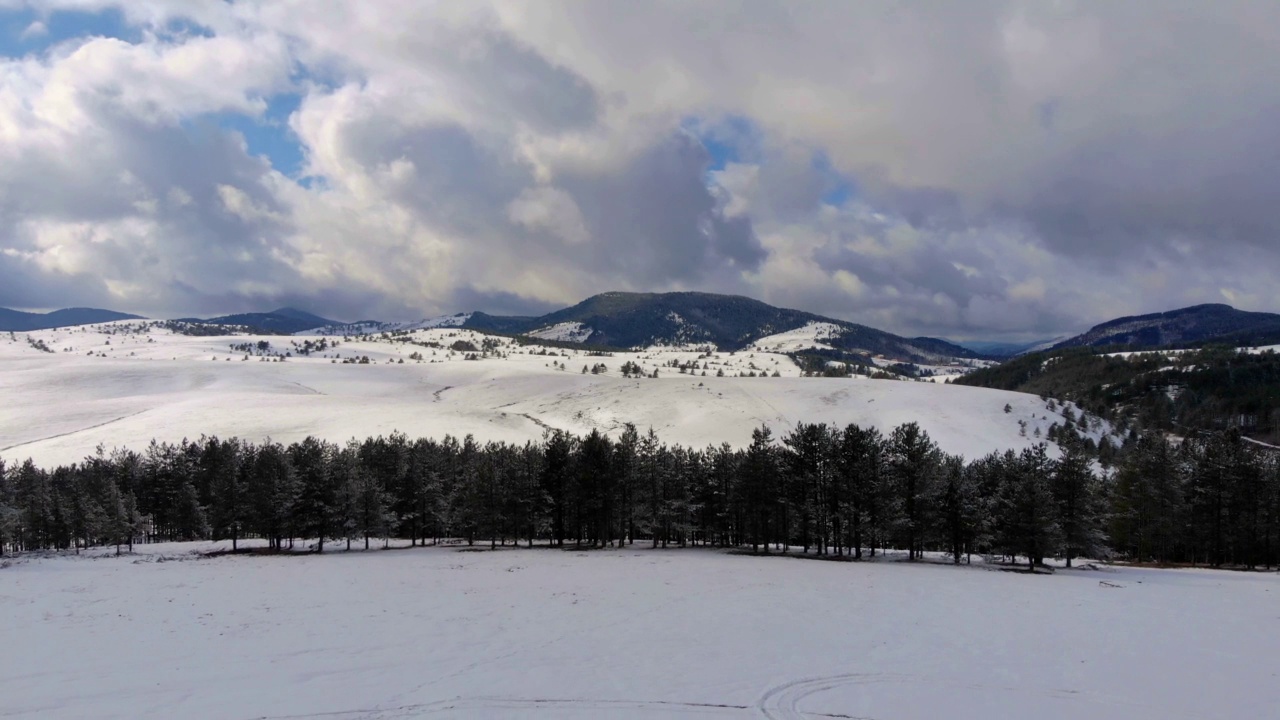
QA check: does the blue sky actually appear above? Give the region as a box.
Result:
[2,6,305,177]
[685,114,855,208]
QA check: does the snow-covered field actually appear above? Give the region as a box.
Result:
[3,323,1079,467]
[1,542,1276,719]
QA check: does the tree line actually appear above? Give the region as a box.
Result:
[1,423,1277,569]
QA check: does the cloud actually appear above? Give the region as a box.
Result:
[0,1,1277,339]
[20,20,46,39]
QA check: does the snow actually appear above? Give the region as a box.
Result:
[1104,345,1279,360]
[750,322,843,352]
[301,313,474,335]
[526,321,593,343]
[4,324,1082,467]
[1,542,1276,719]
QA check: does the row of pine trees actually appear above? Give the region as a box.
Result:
[1,423,1277,569]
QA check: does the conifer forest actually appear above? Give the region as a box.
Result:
[3,421,1277,570]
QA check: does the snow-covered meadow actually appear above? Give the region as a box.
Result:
[1,541,1276,719]
[0,323,1074,468]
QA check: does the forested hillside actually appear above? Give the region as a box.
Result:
[1052,304,1280,350]
[955,347,1280,445]
[459,291,976,360]
[3,421,1277,569]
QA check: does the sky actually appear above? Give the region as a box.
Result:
[1,1,1278,341]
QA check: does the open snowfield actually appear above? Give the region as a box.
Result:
[0,324,1072,467]
[1,542,1276,719]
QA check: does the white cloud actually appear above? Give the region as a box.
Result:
[20,20,46,39]
[0,1,1277,338]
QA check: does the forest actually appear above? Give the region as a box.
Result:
[1,421,1277,570]
[955,347,1280,444]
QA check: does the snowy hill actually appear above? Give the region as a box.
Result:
[0,306,144,331]
[0,321,1087,467]
[462,291,978,362]
[185,307,340,334]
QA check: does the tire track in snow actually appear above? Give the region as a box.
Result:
[0,409,151,455]
[756,673,900,719]
[250,691,874,719]
[249,698,748,719]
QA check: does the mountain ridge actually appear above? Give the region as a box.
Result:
[453,291,978,362]
[1051,303,1280,350]
[0,307,145,331]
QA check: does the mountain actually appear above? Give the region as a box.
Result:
[460,291,977,362]
[0,307,144,331]
[300,313,474,336]
[954,339,1057,357]
[1052,304,1280,351]
[193,307,340,335]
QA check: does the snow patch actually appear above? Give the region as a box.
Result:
[750,322,844,352]
[526,322,593,343]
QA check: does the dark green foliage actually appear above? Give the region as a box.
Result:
[3,421,1276,571]
[957,347,1280,445]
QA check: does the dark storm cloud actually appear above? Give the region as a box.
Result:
[555,133,767,286]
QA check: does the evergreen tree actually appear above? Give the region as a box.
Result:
[1110,434,1184,563]
[740,425,779,553]
[887,422,940,560]
[248,442,298,550]
[1053,438,1108,567]
[291,437,338,551]
[836,424,885,559]
[997,445,1063,569]
[540,430,574,546]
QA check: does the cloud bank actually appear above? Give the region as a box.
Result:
[1,1,1277,339]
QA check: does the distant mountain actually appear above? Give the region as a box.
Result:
[301,313,474,336]
[954,339,1056,358]
[0,307,144,331]
[1052,304,1280,351]
[459,291,977,362]
[193,307,340,335]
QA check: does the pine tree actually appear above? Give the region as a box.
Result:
[614,424,640,546]
[887,422,941,560]
[578,429,615,547]
[1111,434,1183,563]
[1053,438,1108,567]
[998,445,1063,569]
[935,454,986,564]
[205,438,247,551]
[836,424,881,559]
[541,430,574,547]
[0,459,18,556]
[248,442,298,550]
[740,425,779,553]
[291,437,338,552]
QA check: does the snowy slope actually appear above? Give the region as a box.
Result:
[1,542,1276,720]
[526,321,594,343]
[4,323,1077,467]
[749,321,843,352]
